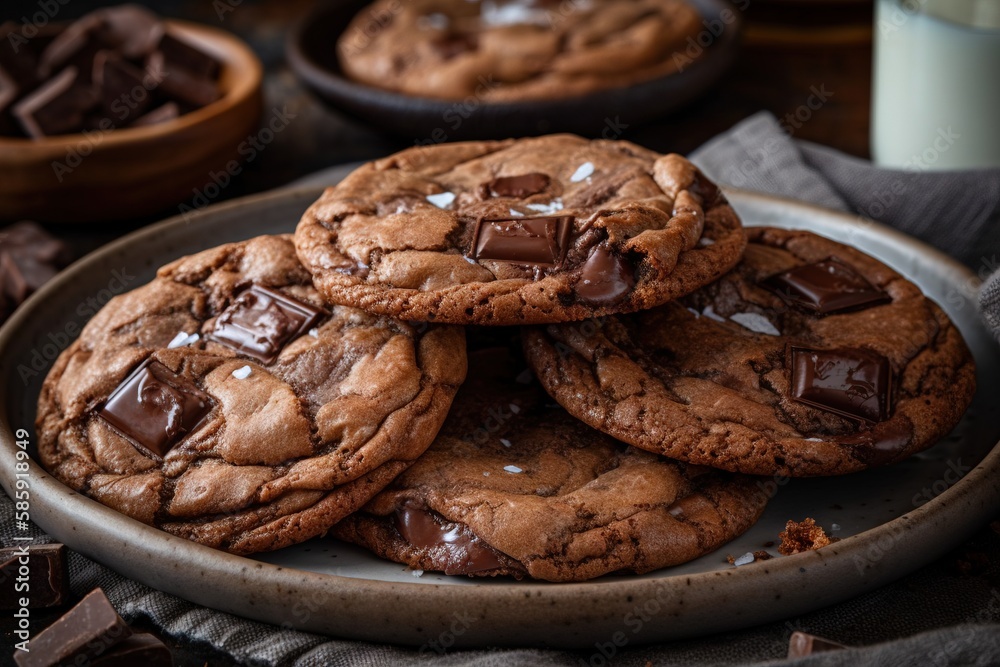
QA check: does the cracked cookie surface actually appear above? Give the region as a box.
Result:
[331,348,768,581]
[337,0,706,102]
[523,228,976,477]
[36,235,467,554]
[295,135,745,325]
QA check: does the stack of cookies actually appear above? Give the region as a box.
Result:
[36,135,976,582]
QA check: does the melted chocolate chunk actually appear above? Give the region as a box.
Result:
[790,346,891,423]
[576,244,634,304]
[209,285,325,363]
[762,258,891,315]
[98,360,213,459]
[484,173,550,199]
[837,419,914,466]
[0,544,68,610]
[13,588,132,667]
[474,216,572,267]
[396,506,504,575]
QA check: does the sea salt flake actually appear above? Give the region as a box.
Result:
[686,307,701,319]
[481,0,550,26]
[411,569,424,577]
[730,312,781,336]
[698,237,716,247]
[805,437,823,442]
[525,198,564,215]
[168,332,199,349]
[232,365,253,380]
[418,12,449,30]
[509,403,521,414]
[309,328,320,338]
[503,465,523,474]
[483,472,490,477]
[831,523,841,532]
[500,438,512,448]
[702,305,726,322]
[509,208,525,217]
[426,192,456,209]
[570,162,594,183]
[733,552,755,567]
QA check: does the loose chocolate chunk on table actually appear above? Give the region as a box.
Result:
[762,258,891,315]
[98,360,214,460]
[0,222,72,321]
[0,544,69,610]
[209,285,326,363]
[13,588,132,667]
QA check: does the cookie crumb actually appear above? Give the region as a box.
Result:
[779,518,832,555]
[753,550,773,561]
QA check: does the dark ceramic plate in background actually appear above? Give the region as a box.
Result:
[286,0,741,140]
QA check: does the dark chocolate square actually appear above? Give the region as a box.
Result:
[790,346,891,423]
[12,66,98,138]
[473,216,573,267]
[98,360,213,459]
[762,258,891,316]
[209,285,325,363]
[0,543,68,609]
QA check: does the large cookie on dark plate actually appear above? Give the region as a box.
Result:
[336,0,705,102]
[36,235,466,554]
[331,349,768,582]
[295,134,744,325]
[523,228,976,477]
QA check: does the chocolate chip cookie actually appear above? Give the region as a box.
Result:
[36,235,466,554]
[295,134,745,325]
[337,0,705,102]
[332,349,769,581]
[523,228,976,477]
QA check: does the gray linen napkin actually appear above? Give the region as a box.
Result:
[5,112,1000,666]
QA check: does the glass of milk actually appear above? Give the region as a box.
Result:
[871,0,1000,170]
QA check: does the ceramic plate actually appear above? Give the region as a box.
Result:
[1,183,997,649]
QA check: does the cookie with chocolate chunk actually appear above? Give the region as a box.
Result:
[295,134,744,325]
[523,228,976,477]
[337,0,705,102]
[36,235,466,554]
[332,349,768,581]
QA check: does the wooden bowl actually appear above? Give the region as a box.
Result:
[287,0,741,141]
[0,20,264,223]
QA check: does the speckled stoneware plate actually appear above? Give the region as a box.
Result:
[1,181,998,649]
[286,0,741,140]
